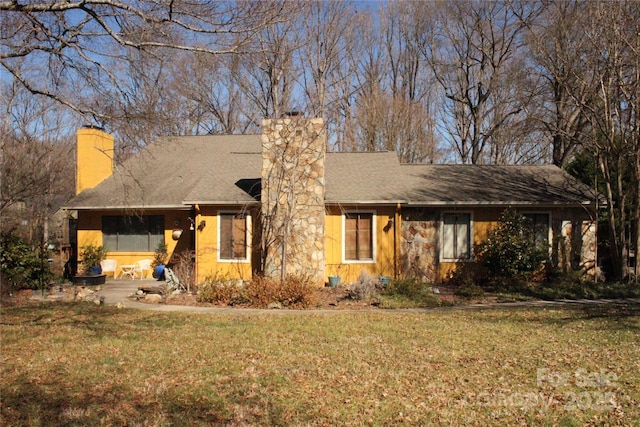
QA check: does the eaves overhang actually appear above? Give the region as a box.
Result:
[402,200,596,208]
[182,200,260,206]
[325,200,406,206]
[63,204,191,211]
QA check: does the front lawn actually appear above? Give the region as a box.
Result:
[1,302,638,426]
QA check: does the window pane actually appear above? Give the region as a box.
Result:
[442,213,470,260]
[101,215,165,252]
[456,215,470,259]
[442,214,455,259]
[345,213,373,260]
[524,213,549,248]
[119,233,148,252]
[345,216,358,260]
[358,215,372,259]
[220,214,233,259]
[220,213,247,260]
[102,216,118,251]
[232,216,247,258]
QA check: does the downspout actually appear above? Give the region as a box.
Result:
[193,205,199,286]
[394,203,401,279]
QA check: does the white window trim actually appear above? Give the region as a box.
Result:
[440,211,473,262]
[342,210,376,264]
[217,211,251,263]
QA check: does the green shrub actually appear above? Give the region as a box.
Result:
[381,277,443,307]
[454,282,485,299]
[79,245,107,272]
[385,277,425,299]
[530,275,640,300]
[475,208,548,281]
[0,232,53,292]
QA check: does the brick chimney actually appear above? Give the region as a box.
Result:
[76,126,114,195]
[261,118,326,284]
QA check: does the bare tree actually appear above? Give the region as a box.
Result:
[1,1,288,119]
[346,2,439,163]
[522,0,593,167]
[233,2,305,120]
[381,1,439,163]
[424,0,534,164]
[575,1,640,281]
[1,80,76,242]
[176,53,259,135]
[297,0,355,121]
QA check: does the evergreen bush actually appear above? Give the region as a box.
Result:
[475,208,548,282]
[0,232,53,292]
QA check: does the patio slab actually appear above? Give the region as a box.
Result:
[95,277,160,306]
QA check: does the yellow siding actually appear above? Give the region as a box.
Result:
[325,206,396,283]
[77,210,191,276]
[76,128,114,195]
[195,206,253,283]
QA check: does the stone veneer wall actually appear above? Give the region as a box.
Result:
[400,207,598,282]
[399,208,439,283]
[556,208,597,277]
[261,118,326,284]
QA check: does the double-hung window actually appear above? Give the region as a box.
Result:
[219,212,249,261]
[102,215,164,252]
[523,213,550,250]
[442,213,471,260]
[344,212,374,261]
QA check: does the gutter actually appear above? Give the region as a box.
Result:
[62,205,191,210]
[182,200,260,206]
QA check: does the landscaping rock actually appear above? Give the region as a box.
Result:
[75,287,94,301]
[267,302,282,310]
[145,294,163,304]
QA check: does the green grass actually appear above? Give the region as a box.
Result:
[1,302,639,426]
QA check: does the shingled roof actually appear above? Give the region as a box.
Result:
[65,134,597,209]
[67,135,262,209]
[394,164,596,206]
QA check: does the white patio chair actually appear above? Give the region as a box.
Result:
[100,259,118,278]
[134,259,153,279]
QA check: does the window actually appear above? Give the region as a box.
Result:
[345,212,374,261]
[442,213,471,260]
[219,213,249,261]
[524,213,550,249]
[102,215,164,252]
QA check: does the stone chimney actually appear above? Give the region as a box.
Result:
[261,118,326,284]
[76,126,114,195]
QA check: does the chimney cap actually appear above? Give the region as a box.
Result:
[82,124,105,131]
[284,111,302,118]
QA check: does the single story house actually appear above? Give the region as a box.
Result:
[65,119,598,285]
